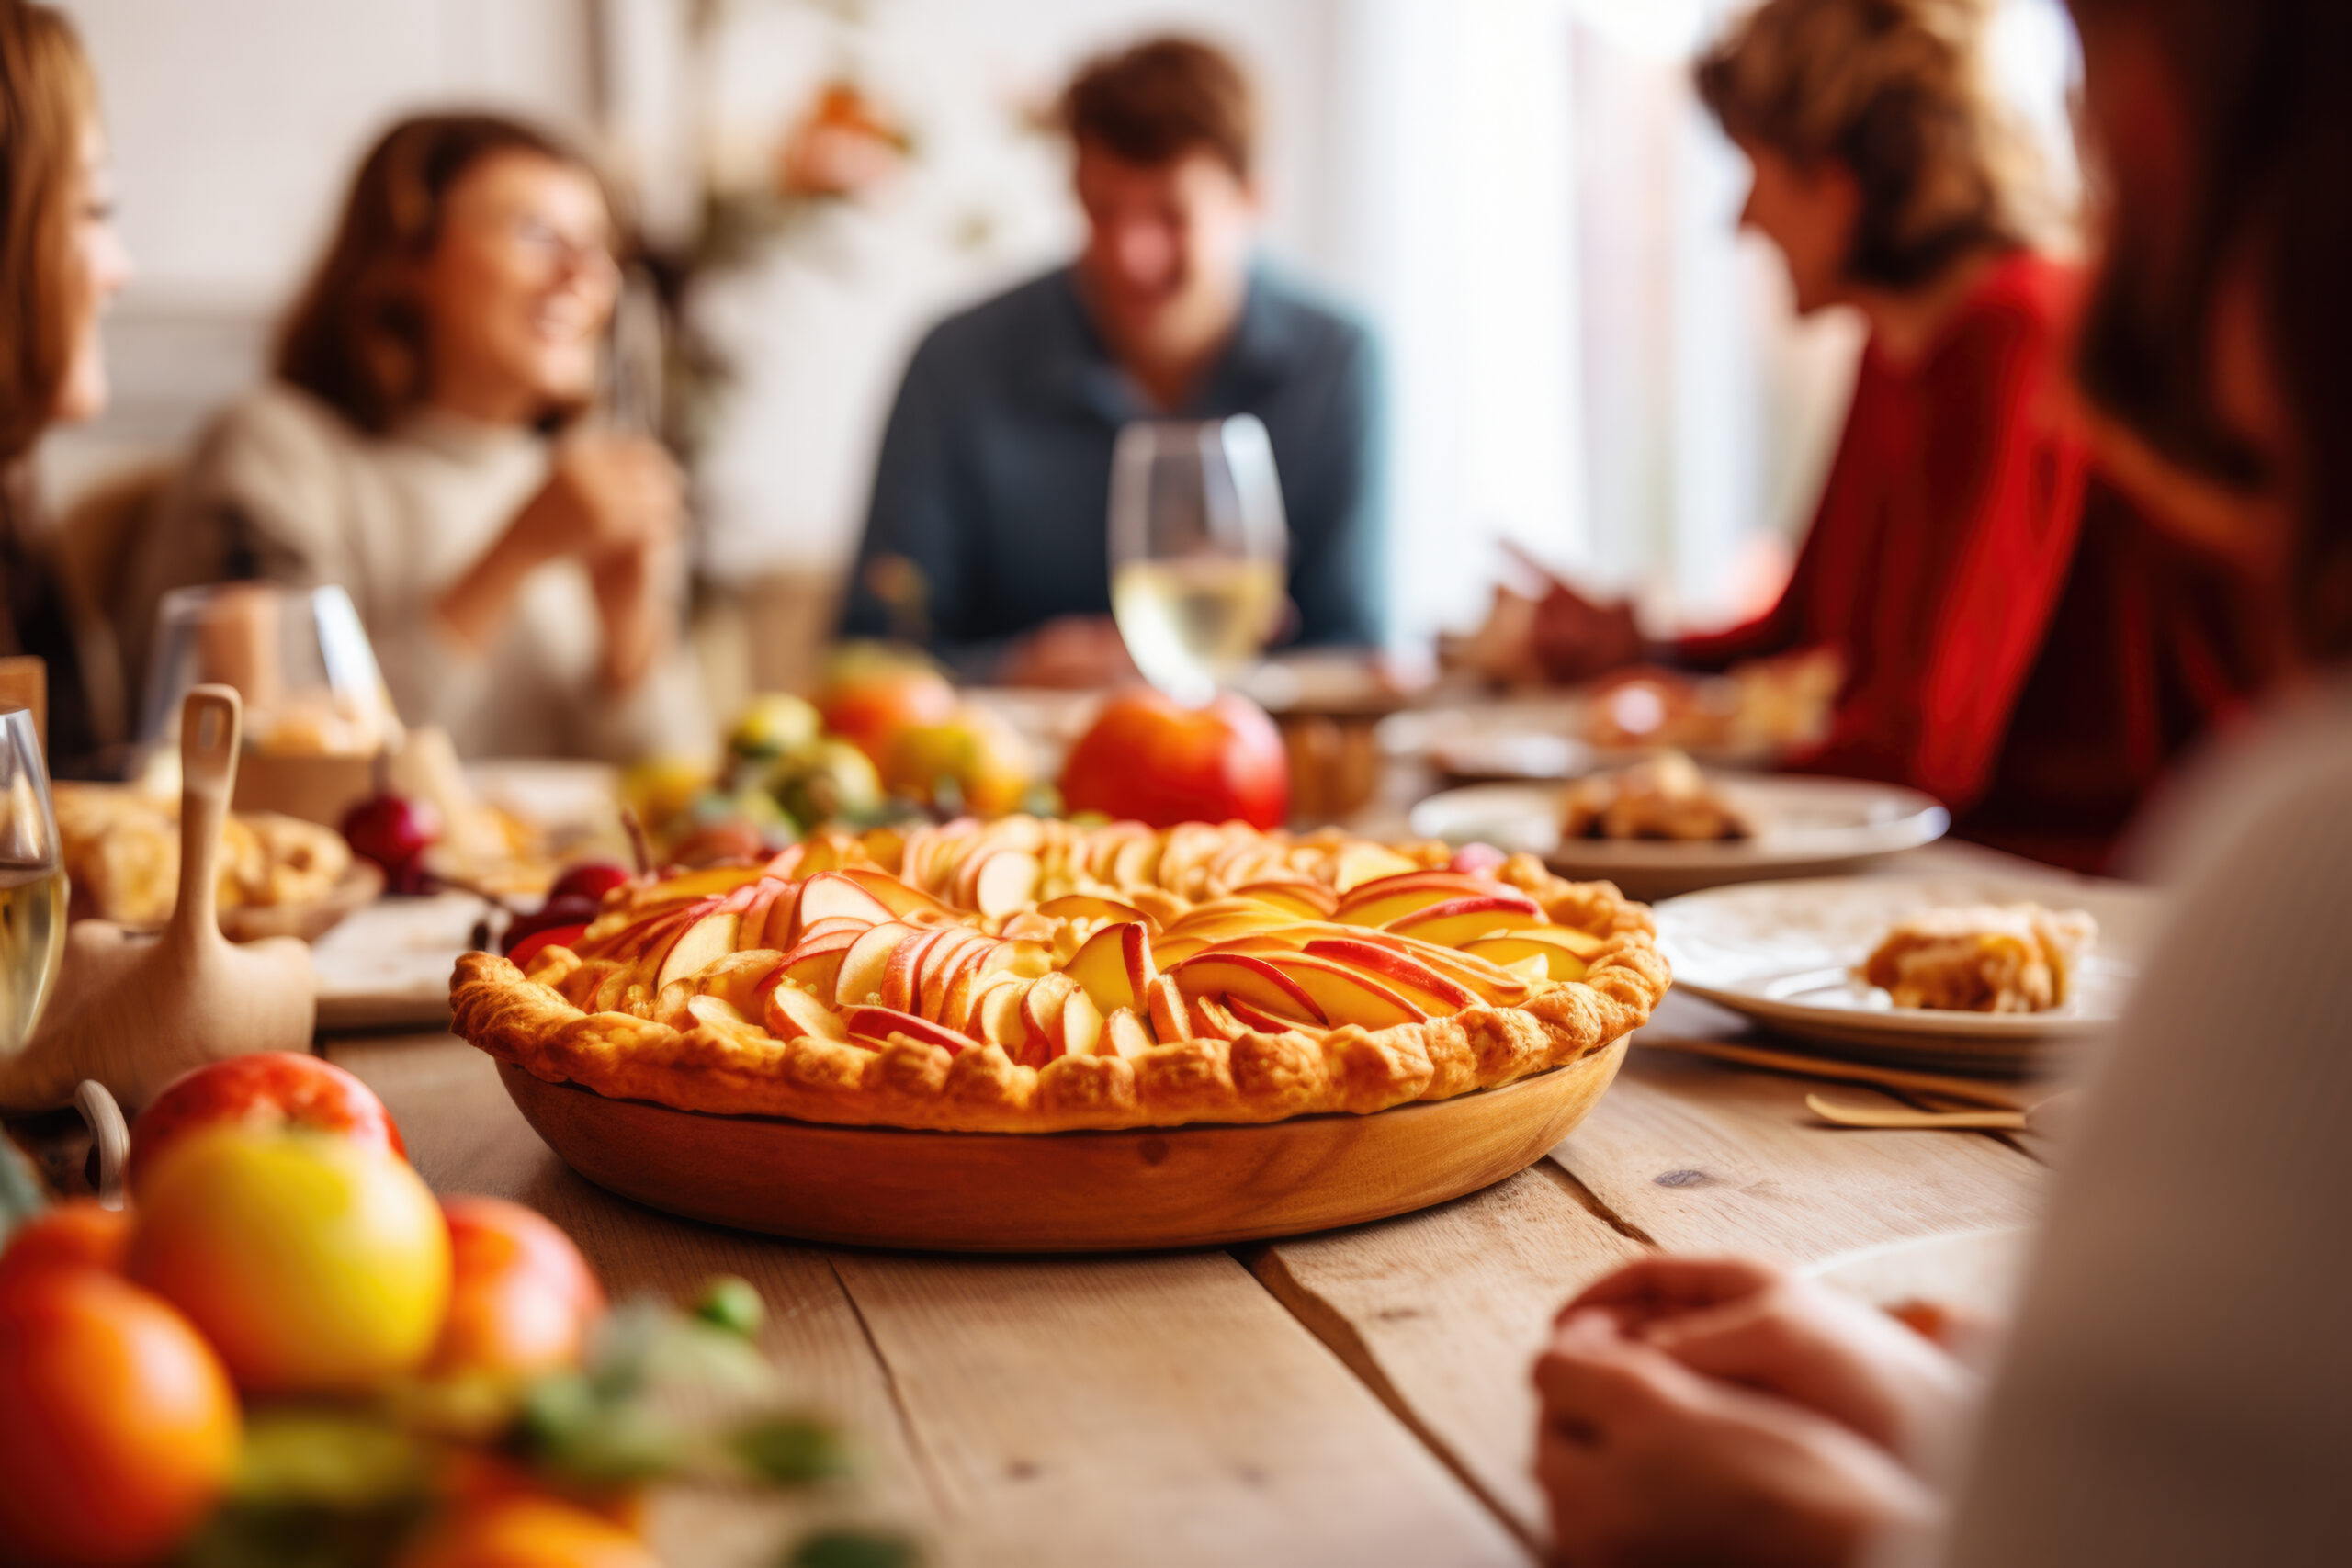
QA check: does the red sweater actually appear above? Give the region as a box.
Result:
[1679,252,2276,870]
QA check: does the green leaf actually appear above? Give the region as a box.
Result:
[784,1527,923,1568]
[729,1413,854,1485]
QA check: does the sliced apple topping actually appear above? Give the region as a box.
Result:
[1063,919,1156,1017]
[838,1005,978,1056]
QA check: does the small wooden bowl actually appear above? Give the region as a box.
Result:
[218,860,385,944]
[498,1037,1627,1252]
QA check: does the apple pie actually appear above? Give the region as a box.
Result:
[1560,752,1752,842]
[1857,904,2097,1013]
[451,817,1672,1133]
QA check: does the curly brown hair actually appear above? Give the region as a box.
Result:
[275,112,608,434]
[1696,0,2057,289]
[0,0,97,463]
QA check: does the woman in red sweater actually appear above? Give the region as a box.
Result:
[1539,0,2282,869]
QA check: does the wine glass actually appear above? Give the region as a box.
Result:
[0,708,65,1058]
[1109,413,1289,705]
[137,582,401,760]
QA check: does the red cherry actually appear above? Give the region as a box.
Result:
[548,862,632,906]
[341,794,442,894]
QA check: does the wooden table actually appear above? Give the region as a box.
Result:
[322,841,2063,1566]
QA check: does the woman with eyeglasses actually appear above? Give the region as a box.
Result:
[127,114,707,760]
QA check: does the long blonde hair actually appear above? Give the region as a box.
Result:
[1697,0,2059,288]
[0,0,97,462]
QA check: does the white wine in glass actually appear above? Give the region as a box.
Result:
[0,708,65,1056]
[1109,414,1288,705]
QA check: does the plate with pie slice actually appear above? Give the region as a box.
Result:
[1654,875,2167,1070]
[1408,770,1950,902]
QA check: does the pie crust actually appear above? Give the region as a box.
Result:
[451,818,1672,1133]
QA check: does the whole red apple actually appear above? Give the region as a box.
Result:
[342,793,441,894]
[130,1053,405,1196]
[430,1196,606,1379]
[1059,687,1289,829]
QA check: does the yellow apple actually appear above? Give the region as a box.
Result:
[130,1128,451,1396]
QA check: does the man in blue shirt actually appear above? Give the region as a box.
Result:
[839,37,1386,684]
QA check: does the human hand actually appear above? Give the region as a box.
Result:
[1530,578,1645,686]
[515,432,684,565]
[1534,1308,1936,1568]
[997,615,1139,690]
[1561,1258,1977,1461]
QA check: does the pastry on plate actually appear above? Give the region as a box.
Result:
[54,783,353,926]
[452,818,1672,1133]
[1560,751,1753,842]
[1857,904,2097,1013]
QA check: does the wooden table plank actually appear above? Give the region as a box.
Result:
[829,1247,1530,1568]
[1249,1164,1645,1549]
[331,1038,1529,1568]
[323,1039,937,1559]
[1546,995,2045,1264]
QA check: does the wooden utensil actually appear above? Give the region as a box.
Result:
[1644,1036,2044,1111]
[1804,1091,2078,1134]
[0,686,315,1112]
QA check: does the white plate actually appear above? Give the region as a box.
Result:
[1655,875,2167,1066]
[1408,777,1950,900]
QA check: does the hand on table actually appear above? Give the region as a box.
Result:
[1560,1258,1979,1461]
[1534,1308,1938,1567]
[998,615,1139,690]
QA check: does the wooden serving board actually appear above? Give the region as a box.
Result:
[497,1038,1629,1252]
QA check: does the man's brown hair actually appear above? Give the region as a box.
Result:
[1059,36,1257,180]
[1696,0,2055,289]
[276,112,606,434]
[0,0,98,463]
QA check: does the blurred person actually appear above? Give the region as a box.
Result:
[837,36,1385,684]
[0,0,130,775]
[1531,0,2284,872]
[1534,0,2352,1562]
[126,114,708,761]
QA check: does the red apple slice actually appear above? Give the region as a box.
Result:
[1018,971,1080,1067]
[1301,938,1476,1010]
[1189,994,1247,1042]
[795,915,871,943]
[1035,893,1151,930]
[966,848,1043,919]
[764,982,851,1043]
[880,927,946,1015]
[791,872,898,941]
[1385,933,1534,1005]
[1338,874,1532,930]
[1146,974,1192,1042]
[655,908,742,989]
[840,867,956,922]
[1064,920,1155,1016]
[1232,880,1340,919]
[1261,953,1428,1030]
[1170,953,1329,1025]
[1058,987,1104,1057]
[978,978,1032,1049]
[833,920,914,1008]
[765,930,858,998]
[919,931,989,1021]
[838,1005,977,1056]
[1223,992,1322,1033]
[739,877,795,948]
[1384,896,1543,948]
[1102,1007,1155,1060]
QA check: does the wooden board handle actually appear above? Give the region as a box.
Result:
[175,684,242,947]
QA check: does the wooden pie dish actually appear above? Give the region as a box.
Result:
[497,1035,1626,1252]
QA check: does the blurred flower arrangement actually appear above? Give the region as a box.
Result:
[632,0,916,467]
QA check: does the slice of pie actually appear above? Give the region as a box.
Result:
[451,817,1672,1133]
[1856,904,2097,1014]
[1560,751,1753,842]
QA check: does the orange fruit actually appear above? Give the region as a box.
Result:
[431,1196,605,1378]
[0,1200,132,1287]
[0,1267,241,1565]
[397,1495,661,1568]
